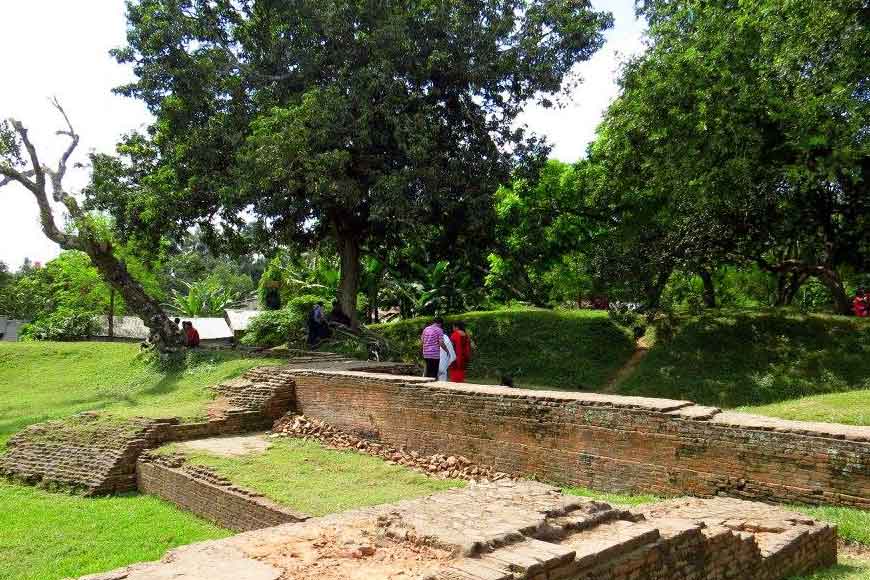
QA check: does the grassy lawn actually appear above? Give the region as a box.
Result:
[618,310,870,418]
[165,437,464,516]
[372,309,635,390]
[0,480,230,580]
[740,389,870,426]
[0,341,284,447]
[790,560,870,580]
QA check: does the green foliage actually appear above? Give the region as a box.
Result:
[373,309,634,390]
[19,308,98,342]
[0,481,230,580]
[241,294,322,347]
[586,0,870,311]
[168,438,462,517]
[166,280,245,317]
[0,341,284,448]
[487,160,599,305]
[619,310,870,411]
[257,250,339,308]
[107,0,613,319]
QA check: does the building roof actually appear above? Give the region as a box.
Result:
[0,318,25,341]
[95,316,233,341]
[224,309,263,332]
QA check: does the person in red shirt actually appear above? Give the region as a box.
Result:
[448,321,472,382]
[853,288,869,318]
[182,321,201,347]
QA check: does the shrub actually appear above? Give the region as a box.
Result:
[241,294,322,347]
[20,308,98,341]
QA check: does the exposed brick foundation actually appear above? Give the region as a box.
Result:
[287,370,870,509]
[81,481,837,580]
[0,366,296,494]
[137,453,306,532]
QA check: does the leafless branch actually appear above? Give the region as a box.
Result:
[0,168,36,190]
[48,97,80,201]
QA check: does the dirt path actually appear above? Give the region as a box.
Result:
[602,336,651,394]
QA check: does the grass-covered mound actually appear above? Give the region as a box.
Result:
[372,309,634,390]
[0,342,284,447]
[163,437,463,516]
[0,480,229,580]
[618,310,870,413]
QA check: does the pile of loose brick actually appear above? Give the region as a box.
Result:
[272,414,513,483]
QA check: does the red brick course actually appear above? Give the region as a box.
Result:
[287,370,870,508]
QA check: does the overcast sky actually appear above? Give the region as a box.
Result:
[0,0,645,270]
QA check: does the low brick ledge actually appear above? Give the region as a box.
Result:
[287,368,870,442]
[137,452,307,532]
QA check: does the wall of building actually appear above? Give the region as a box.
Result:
[288,370,870,509]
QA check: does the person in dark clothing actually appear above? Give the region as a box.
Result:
[264,286,282,310]
[307,302,327,347]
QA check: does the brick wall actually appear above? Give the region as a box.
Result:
[288,370,870,508]
[137,455,306,531]
[0,366,296,495]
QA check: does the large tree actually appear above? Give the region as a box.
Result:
[107,0,613,325]
[0,103,184,352]
[588,0,869,313]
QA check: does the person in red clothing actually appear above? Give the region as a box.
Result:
[854,288,870,317]
[182,320,201,347]
[448,321,472,382]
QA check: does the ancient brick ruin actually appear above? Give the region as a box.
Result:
[137,451,307,531]
[0,366,296,494]
[83,480,836,580]
[288,369,870,508]
[1,362,866,579]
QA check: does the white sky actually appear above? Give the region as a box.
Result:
[0,0,645,271]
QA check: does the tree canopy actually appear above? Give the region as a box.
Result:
[104,0,613,324]
[584,0,869,313]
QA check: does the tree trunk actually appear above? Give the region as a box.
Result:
[108,288,115,339]
[337,231,362,328]
[775,271,809,306]
[646,269,672,311]
[815,268,851,315]
[699,269,716,308]
[84,241,184,354]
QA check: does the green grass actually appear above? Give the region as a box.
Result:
[562,486,659,507]
[372,309,635,390]
[790,560,870,580]
[740,389,870,426]
[169,437,464,516]
[0,341,284,447]
[792,505,870,546]
[0,480,230,580]
[618,310,870,416]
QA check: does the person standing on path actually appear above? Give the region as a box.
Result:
[421,317,446,379]
[448,321,472,382]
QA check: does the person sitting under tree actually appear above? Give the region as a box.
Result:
[853,288,869,317]
[182,320,200,348]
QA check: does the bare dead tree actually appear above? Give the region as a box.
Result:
[0,100,184,355]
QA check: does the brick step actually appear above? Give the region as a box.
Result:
[436,519,661,580]
[560,519,661,572]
